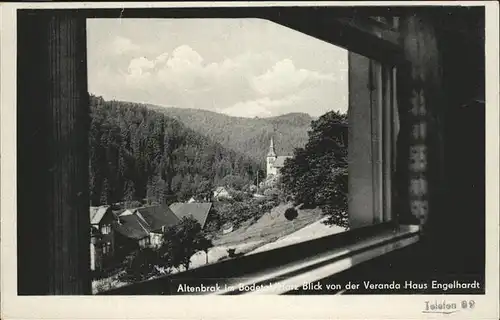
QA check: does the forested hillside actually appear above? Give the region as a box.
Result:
[145,104,312,165]
[89,95,262,206]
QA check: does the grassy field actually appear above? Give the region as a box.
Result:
[212,203,325,249]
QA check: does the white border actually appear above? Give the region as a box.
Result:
[1,1,499,319]
[2,1,490,9]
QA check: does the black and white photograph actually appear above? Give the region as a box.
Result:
[1,1,499,319]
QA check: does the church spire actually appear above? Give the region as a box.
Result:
[267,137,276,157]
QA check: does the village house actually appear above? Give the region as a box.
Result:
[89,205,117,271]
[113,204,180,249]
[89,201,213,271]
[169,202,213,229]
[213,186,232,201]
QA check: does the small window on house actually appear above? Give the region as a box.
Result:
[101,224,111,235]
[139,237,150,247]
[151,234,162,247]
[102,242,111,255]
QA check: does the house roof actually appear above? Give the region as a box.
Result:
[272,156,293,168]
[112,213,150,240]
[169,202,213,228]
[214,186,228,193]
[136,205,180,232]
[89,205,111,225]
[112,209,126,217]
[112,205,180,240]
[213,187,232,199]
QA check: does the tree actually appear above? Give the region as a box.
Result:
[124,247,162,282]
[263,187,280,200]
[284,207,298,221]
[197,236,212,265]
[229,189,248,202]
[221,174,246,190]
[160,216,213,271]
[280,110,349,228]
[100,178,110,205]
[196,179,213,201]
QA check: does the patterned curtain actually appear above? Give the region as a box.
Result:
[396,13,445,239]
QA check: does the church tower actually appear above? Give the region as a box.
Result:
[266,137,277,176]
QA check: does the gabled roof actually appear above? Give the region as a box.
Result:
[214,186,228,193]
[112,205,181,240]
[272,155,293,168]
[112,213,150,240]
[89,205,111,225]
[136,205,180,232]
[169,202,213,228]
[213,187,232,199]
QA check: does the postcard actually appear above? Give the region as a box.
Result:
[1,1,498,319]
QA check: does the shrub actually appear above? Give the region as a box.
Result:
[124,200,143,209]
[261,201,275,213]
[284,207,299,221]
[221,174,246,190]
[123,248,162,282]
[263,187,280,199]
[230,190,248,202]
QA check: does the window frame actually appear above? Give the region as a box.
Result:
[15,7,418,296]
[139,237,151,248]
[100,224,111,235]
[101,242,111,255]
[347,53,399,228]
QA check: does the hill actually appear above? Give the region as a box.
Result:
[89,95,261,206]
[144,104,313,165]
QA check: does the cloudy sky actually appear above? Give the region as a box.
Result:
[87,18,348,118]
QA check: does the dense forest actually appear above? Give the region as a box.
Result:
[89,95,263,206]
[144,104,312,165]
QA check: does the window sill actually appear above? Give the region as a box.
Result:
[100,224,420,295]
[213,224,420,295]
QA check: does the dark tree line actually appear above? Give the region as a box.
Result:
[279,110,349,228]
[89,95,261,206]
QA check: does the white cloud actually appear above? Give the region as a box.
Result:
[92,44,347,118]
[88,19,350,118]
[110,36,140,55]
[217,98,276,118]
[128,57,155,76]
[155,52,170,64]
[123,45,250,92]
[217,95,303,118]
[88,65,126,97]
[165,45,204,71]
[217,84,348,118]
[251,59,337,96]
